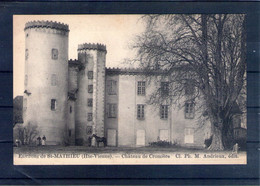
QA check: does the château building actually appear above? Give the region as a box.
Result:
[22,20,212,147]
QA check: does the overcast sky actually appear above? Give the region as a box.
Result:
[13,15,145,97]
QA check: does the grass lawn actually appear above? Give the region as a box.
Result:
[14,145,239,154]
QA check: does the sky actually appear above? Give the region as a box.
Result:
[13,15,145,98]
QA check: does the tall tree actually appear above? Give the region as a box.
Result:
[133,14,246,150]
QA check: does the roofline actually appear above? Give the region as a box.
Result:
[105,67,165,76]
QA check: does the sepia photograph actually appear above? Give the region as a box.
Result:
[13,14,247,165]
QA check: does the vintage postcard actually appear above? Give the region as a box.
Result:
[13,15,247,165]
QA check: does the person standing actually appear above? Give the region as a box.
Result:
[42,135,46,146]
[37,136,41,146]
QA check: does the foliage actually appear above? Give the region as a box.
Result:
[149,140,178,147]
[13,96,23,127]
[14,122,39,145]
[204,135,213,148]
[234,137,246,151]
[133,14,246,150]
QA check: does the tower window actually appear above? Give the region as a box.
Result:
[25,49,29,60]
[52,48,58,60]
[51,99,57,111]
[51,74,57,86]
[69,129,72,137]
[137,104,145,120]
[70,106,72,113]
[160,105,168,119]
[108,103,117,118]
[88,98,93,107]
[88,71,93,79]
[185,102,195,119]
[88,85,93,93]
[137,81,146,95]
[107,80,117,95]
[86,126,93,135]
[88,113,93,121]
[161,82,169,96]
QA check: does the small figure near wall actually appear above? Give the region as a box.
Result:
[37,136,41,146]
[15,139,20,147]
[233,143,239,153]
[42,135,46,146]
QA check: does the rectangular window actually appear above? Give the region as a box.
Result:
[108,103,117,118]
[52,48,58,60]
[161,82,169,96]
[51,74,57,86]
[185,102,195,119]
[88,85,93,93]
[107,80,117,95]
[86,126,93,135]
[88,98,93,107]
[69,129,72,137]
[137,81,146,95]
[88,113,93,121]
[88,71,93,79]
[70,106,72,113]
[160,105,168,119]
[51,99,57,111]
[137,104,145,120]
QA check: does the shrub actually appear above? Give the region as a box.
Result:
[149,140,177,147]
[234,138,246,151]
[204,135,213,148]
[13,122,39,146]
[23,122,39,145]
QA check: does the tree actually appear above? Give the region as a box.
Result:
[133,14,246,150]
[23,122,39,145]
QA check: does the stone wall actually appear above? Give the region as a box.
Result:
[115,74,210,148]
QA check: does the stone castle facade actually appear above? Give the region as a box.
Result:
[23,21,211,147]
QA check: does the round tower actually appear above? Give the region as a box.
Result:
[75,43,106,146]
[23,21,69,145]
